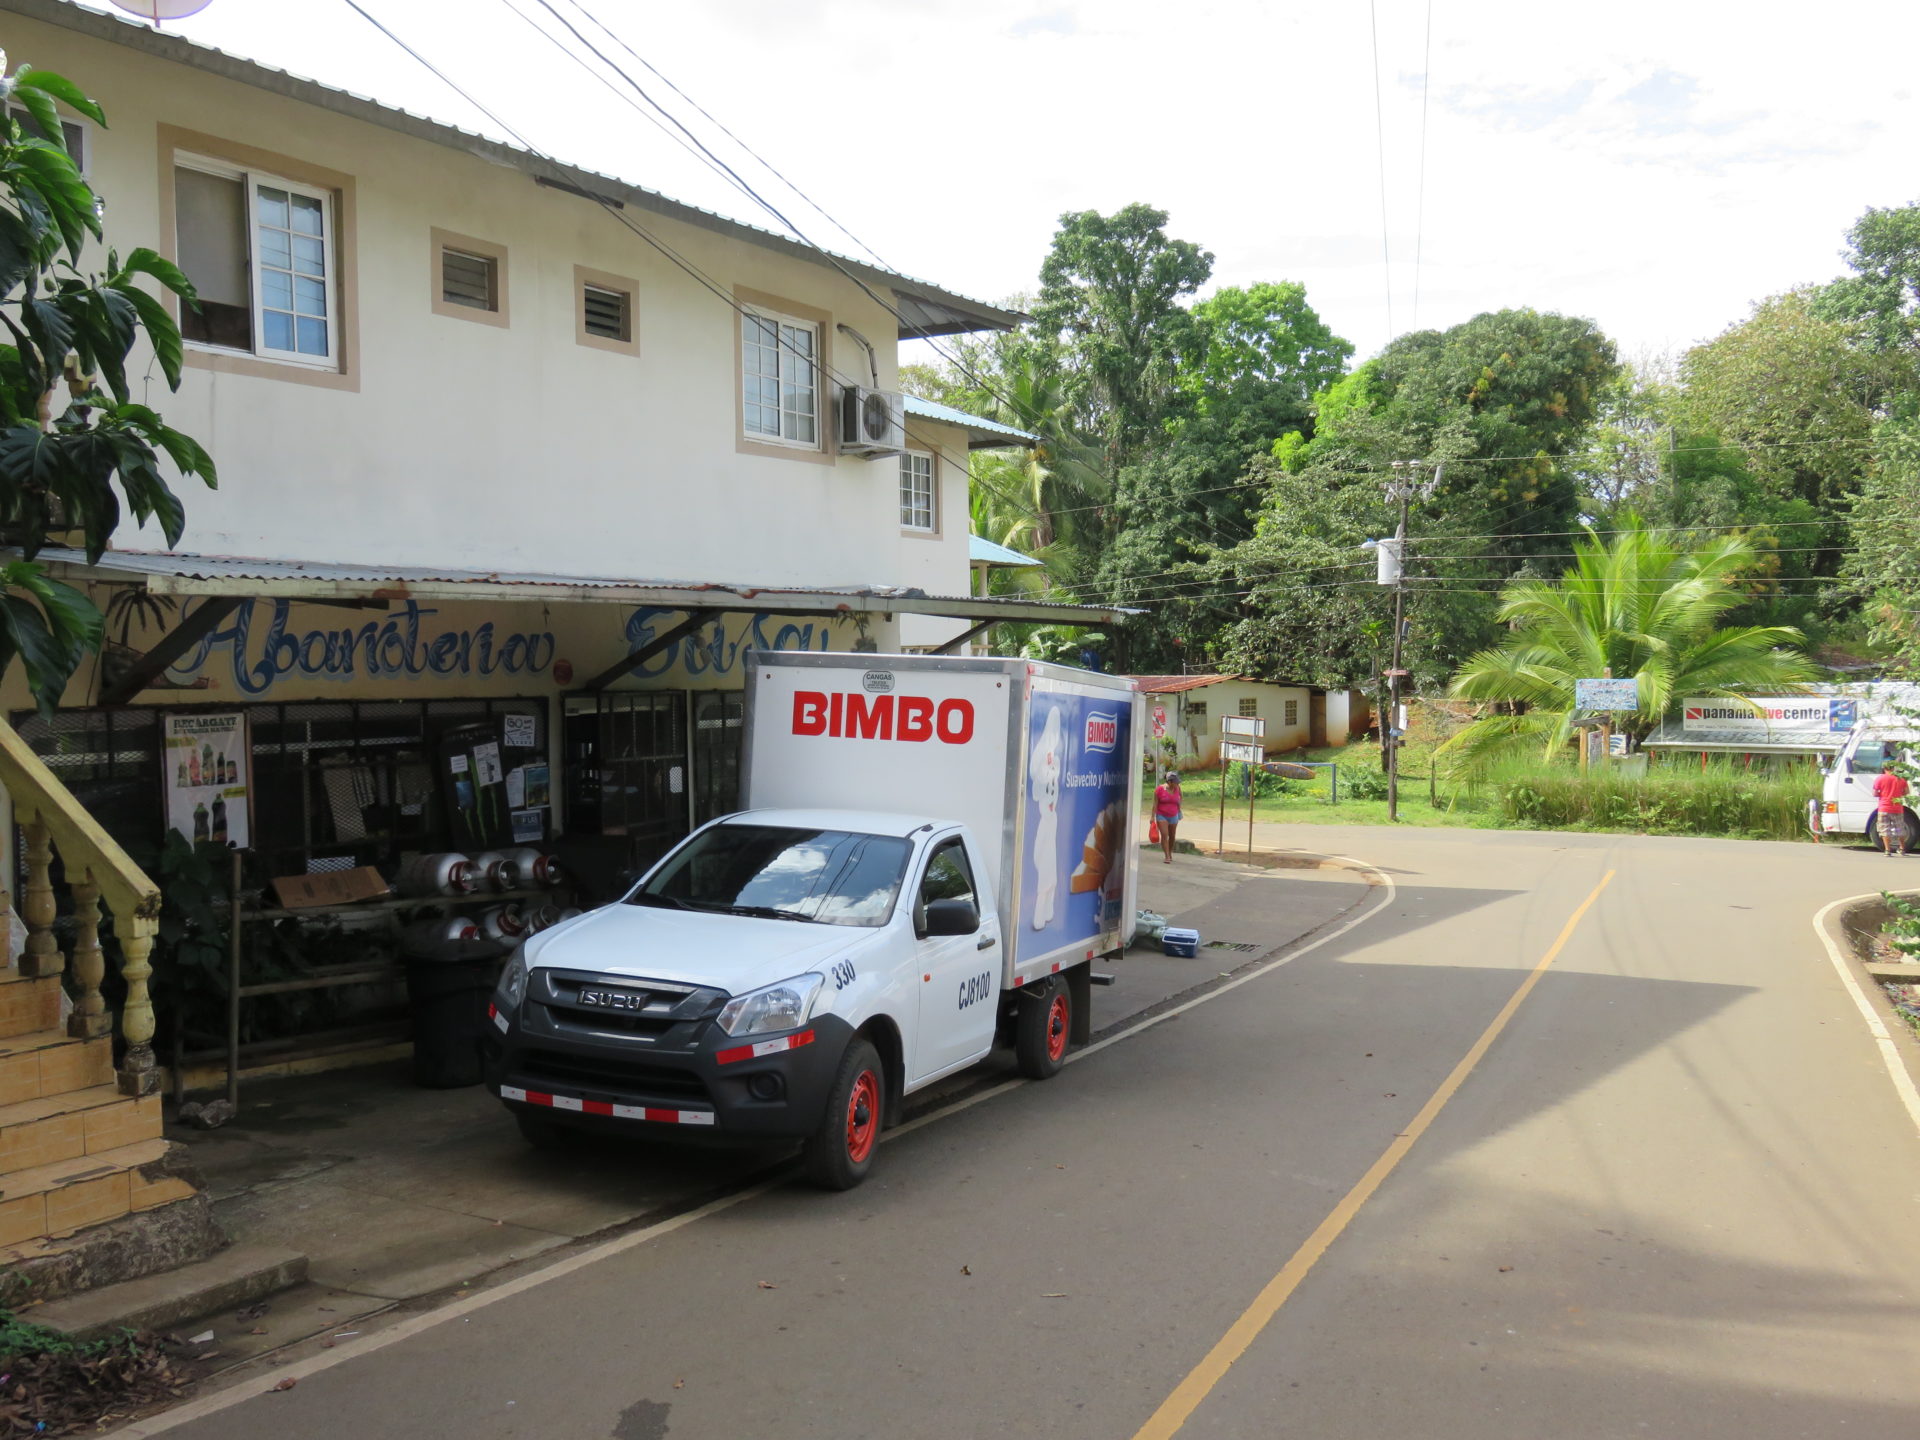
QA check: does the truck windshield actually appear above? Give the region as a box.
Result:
[630,825,912,927]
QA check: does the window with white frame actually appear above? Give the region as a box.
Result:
[741,308,818,446]
[174,158,337,367]
[899,451,936,531]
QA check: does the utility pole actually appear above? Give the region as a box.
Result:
[1374,461,1441,824]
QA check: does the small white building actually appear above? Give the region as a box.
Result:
[1131,675,1372,766]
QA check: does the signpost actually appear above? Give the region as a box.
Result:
[1218,716,1266,855]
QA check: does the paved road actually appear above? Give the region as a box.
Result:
[143,829,1920,1439]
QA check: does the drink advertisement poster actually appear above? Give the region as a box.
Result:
[1017,682,1133,965]
[163,712,250,848]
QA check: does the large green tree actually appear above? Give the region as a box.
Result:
[1032,203,1212,467]
[0,60,214,711]
[1441,522,1819,771]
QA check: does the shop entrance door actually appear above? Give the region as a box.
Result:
[563,692,690,896]
[691,690,744,827]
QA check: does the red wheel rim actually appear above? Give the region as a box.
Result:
[1045,992,1070,1063]
[845,1070,879,1164]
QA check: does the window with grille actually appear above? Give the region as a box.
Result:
[1187,701,1207,720]
[175,157,337,366]
[432,230,509,326]
[1284,699,1299,726]
[899,452,935,530]
[1238,697,1259,717]
[442,249,496,311]
[741,308,819,446]
[574,266,638,355]
[583,285,627,340]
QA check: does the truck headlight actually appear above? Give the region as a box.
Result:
[716,974,824,1037]
[495,947,529,1013]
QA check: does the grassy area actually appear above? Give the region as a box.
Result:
[1145,745,1820,842]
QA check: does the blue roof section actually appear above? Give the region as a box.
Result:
[969,535,1044,568]
[904,395,1038,448]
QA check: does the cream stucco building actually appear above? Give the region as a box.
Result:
[0,0,1114,885]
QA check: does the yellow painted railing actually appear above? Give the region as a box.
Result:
[0,717,163,1095]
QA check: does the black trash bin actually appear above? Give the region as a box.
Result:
[404,945,502,1089]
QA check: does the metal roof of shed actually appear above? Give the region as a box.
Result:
[904,396,1038,448]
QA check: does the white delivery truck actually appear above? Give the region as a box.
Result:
[1812,718,1920,850]
[484,653,1143,1188]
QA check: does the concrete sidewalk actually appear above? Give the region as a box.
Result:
[158,849,1370,1366]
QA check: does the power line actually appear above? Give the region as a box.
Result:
[1367,0,1394,343]
[1411,0,1433,331]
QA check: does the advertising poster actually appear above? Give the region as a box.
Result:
[438,722,513,850]
[1017,683,1133,965]
[163,712,250,847]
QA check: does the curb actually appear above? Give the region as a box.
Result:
[1813,891,1920,1139]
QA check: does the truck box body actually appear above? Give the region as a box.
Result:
[743,653,1143,982]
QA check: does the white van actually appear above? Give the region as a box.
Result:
[1813,720,1919,850]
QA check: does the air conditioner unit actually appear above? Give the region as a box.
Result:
[839,385,907,457]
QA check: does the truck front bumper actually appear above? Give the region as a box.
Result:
[481,971,851,1143]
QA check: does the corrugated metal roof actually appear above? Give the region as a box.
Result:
[11,0,1025,339]
[1129,674,1238,694]
[904,396,1038,448]
[30,548,1135,624]
[1640,721,1846,753]
[968,535,1043,568]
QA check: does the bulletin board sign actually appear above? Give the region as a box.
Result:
[163,712,251,847]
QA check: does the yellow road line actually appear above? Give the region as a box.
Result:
[1129,867,1617,1440]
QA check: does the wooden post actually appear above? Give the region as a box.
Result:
[19,820,61,979]
[67,875,109,1040]
[114,912,161,1096]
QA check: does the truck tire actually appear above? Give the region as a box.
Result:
[514,1108,574,1152]
[803,1038,884,1191]
[1872,807,1920,854]
[1014,977,1071,1080]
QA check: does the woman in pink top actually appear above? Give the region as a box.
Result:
[1873,761,1911,857]
[1154,771,1183,864]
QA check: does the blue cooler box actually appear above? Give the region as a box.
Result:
[1162,927,1200,957]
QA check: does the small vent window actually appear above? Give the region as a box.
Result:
[1187,701,1207,720]
[583,284,630,341]
[442,248,496,311]
[1238,697,1258,718]
[1284,699,1299,726]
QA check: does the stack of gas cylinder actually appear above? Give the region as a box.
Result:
[397,847,579,955]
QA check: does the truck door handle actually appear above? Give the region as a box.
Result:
[976,935,996,950]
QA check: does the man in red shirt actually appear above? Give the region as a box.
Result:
[1873,761,1911,857]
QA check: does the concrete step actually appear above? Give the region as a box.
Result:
[26,1242,308,1342]
[0,1087,160,1173]
[0,1137,175,1245]
[0,1029,113,1105]
[0,973,62,1039]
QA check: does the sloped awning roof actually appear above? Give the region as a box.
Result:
[968,536,1043,568]
[904,396,1039,449]
[29,549,1134,626]
[1129,674,1239,694]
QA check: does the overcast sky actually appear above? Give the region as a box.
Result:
[120,0,1920,370]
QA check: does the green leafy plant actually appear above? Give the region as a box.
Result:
[1882,891,1920,959]
[0,59,216,712]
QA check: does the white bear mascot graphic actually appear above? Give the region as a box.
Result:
[1029,706,1064,930]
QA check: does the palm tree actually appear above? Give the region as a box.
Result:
[1441,520,1819,771]
[967,357,1108,595]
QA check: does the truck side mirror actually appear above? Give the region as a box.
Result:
[922,898,979,937]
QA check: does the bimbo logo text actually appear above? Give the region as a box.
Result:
[791,691,975,745]
[1084,711,1118,753]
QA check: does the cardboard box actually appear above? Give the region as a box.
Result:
[270,867,392,910]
